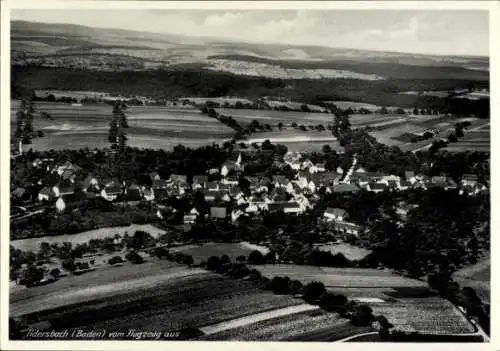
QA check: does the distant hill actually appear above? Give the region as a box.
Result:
[11,20,489,81]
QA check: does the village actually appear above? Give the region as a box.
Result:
[11,149,488,240]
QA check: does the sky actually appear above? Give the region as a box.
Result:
[11,9,489,56]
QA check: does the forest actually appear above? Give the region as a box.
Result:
[11,66,489,117]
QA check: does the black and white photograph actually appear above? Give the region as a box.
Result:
[1,0,495,346]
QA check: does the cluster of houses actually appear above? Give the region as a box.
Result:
[12,153,489,224]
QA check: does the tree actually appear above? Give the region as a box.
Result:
[206,256,221,271]
[455,125,464,138]
[413,108,419,115]
[269,276,291,294]
[125,251,145,264]
[288,279,303,295]
[49,268,61,279]
[183,254,194,266]
[322,145,332,153]
[14,99,36,155]
[19,266,44,286]
[248,250,266,264]
[109,101,128,151]
[109,256,124,265]
[448,133,458,143]
[278,122,284,130]
[302,281,326,303]
[291,122,298,128]
[350,304,375,326]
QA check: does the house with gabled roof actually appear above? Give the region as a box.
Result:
[170,174,188,187]
[142,187,155,201]
[334,221,361,236]
[153,188,168,200]
[192,175,209,189]
[333,183,359,194]
[368,182,387,193]
[101,183,122,201]
[152,179,170,189]
[206,181,219,191]
[82,175,99,192]
[149,172,161,181]
[221,153,244,176]
[221,175,239,186]
[126,183,142,201]
[210,206,227,220]
[324,207,348,222]
[398,180,412,191]
[405,171,416,183]
[461,174,478,187]
[283,202,302,214]
[38,186,55,202]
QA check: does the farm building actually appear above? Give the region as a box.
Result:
[142,188,155,201]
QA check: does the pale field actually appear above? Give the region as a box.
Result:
[252,265,428,289]
[10,224,167,252]
[313,243,372,261]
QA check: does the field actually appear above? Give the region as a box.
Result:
[11,101,235,151]
[370,297,476,335]
[11,257,309,340]
[252,265,428,290]
[244,129,342,152]
[443,130,490,153]
[10,224,166,252]
[215,108,333,126]
[452,256,490,303]
[199,309,370,341]
[313,243,372,261]
[170,242,261,264]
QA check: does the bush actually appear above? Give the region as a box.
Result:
[350,304,375,326]
[183,254,194,266]
[302,281,326,304]
[289,280,303,295]
[62,259,76,272]
[206,256,221,271]
[319,293,348,311]
[227,263,251,279]
[49,268,61,278]
[236,255,246,262]
[108,256,124,265]
[269,276,291,294]
[154,247,171,260]
[248,250,266,264]
[125,251,145,264]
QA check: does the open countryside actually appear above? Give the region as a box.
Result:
[8,12,490,345]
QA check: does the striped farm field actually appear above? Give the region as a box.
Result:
[199,309,360,341]
[369,297,477,335]
[252,265,428,289]
[11,101,234,151]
